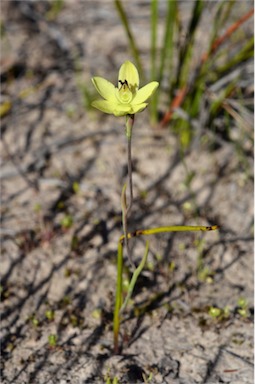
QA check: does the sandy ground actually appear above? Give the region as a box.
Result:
[1,2,253,383]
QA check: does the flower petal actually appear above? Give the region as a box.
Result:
[91,77,117,101]
[118,61,139,90]
[130,103,148,114]
[113,104,132,116]
[132,81,159,104]
[92,99,132,116]
[91,99,117,114]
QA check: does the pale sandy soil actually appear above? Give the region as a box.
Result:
[1,2,253,383]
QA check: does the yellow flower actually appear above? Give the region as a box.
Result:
[91,61,159,117]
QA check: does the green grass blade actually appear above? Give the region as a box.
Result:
[159,0,177,85]
[113,240,124,353]
[214,37,254,75]
[120,241,149,314]
[210,1,236,42]
[150,0,158,82]
[150,0,158,123]
[114,0,144,80]
[176,0,204,88]
[139,225,218,235]
[119,225,218,243]
[210,81,238,117]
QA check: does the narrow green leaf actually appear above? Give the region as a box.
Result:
[176,0,204,87]
[159,0,177,84]
[120,241,149,314]
[114,0,144,81]
[150,0,158,123]
[150,0,158,82]
[113,240,124,353]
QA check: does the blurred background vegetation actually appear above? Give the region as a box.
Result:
[114,0,253,162]
[1,0,253,158]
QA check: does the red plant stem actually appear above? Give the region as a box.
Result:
[160,86,187,127]
[201,7,254,64]
[160,7,254,127]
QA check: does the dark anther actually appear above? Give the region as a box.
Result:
[119,79,128,86]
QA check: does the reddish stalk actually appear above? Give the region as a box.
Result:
[201,8,254,64]
[159,8,254,127]
[159,86,187,128]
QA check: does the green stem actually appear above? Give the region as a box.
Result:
[114,114,136,352]
[126,115,134,213]
[113,240,124,353]
[120,241,149,314]
[121,184,134,268]
[119,225,219,243]
[123,114,135,268]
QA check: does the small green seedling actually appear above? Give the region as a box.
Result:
[92,308,102,320]
[104,368,119,384]
[33,203,42,213]
[142,372,154,383]
[105,376,119,384]
[60,214,73,229]
[48,334,57,347]
[30,315,39,327]
[72,181,80,193]
[237,297,249,317]
[45,309,55,321]
[208,306,230,321]
[209,306,222,318]
[46,0,64,20]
